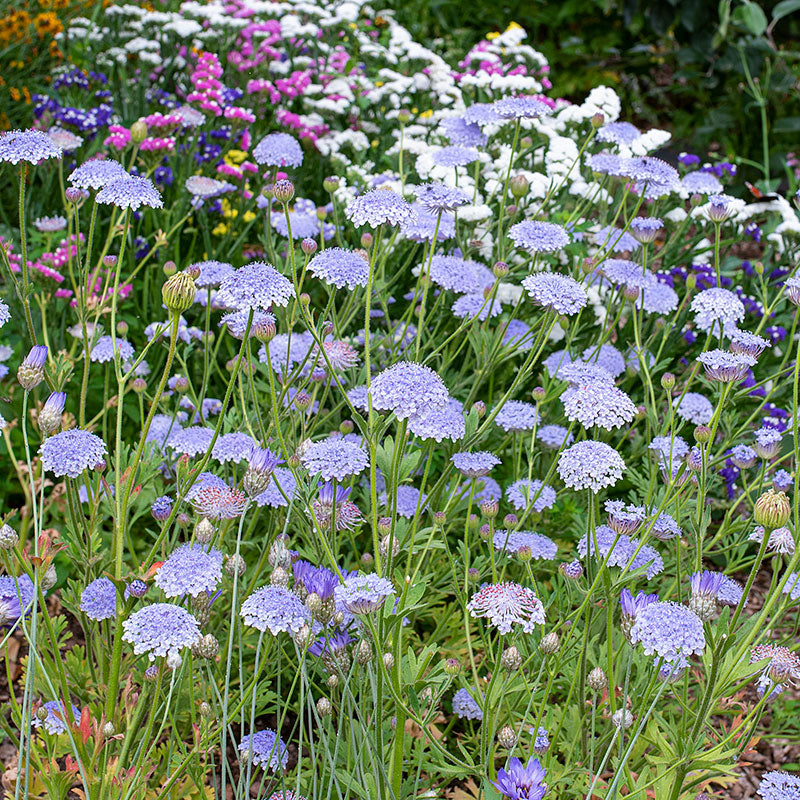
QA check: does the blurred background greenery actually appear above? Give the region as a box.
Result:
[384,0,800,188]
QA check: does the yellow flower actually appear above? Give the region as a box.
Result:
[419,109,433,119]
[486,31,500,40]
[212,222,229,236]
[224,149,247,165]
[10,87,21,102]
[506,21,523,31]
[243,211,256,223]
[34,11,63,38]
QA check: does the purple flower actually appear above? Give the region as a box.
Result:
[623,157,680,197]
[90,335,134,364]
[238,728,288,772]
[597,121,640,145]
[33,215,67,233]
[730,329,771,359]
[492,756,547,800]
[151,496,172,521]
[345,190,415,228]
[493,95,552,119]
[407,399,466,442]
[431,146,479,168]
[440,116,487,147]
[380,485,428,518]
[211,432,258,464]
[501,319,534,350]
[753,426,782,459]
[558,441,625,493]
[697,350,756,383]
[494,400,540,433]
[505,479,557,513]
[169,426,215,457]
[312,482,363,531]
[192,260,234,289]
[757,771,800,800]
[270,208,320,240]
[462,103,501,125]
[241,585,311,634]
[80,577,117,620]
[593,225,639,253]
[96,176,162,211]
[691,288,745,335]
[301,439,369,481]
[493,530,557,560]
[146,414,182,451]
[31,701,81,735]
[419,256,489,295]
[605,501,645,536]
[681,171,723,195]
[40,429,107,478]
[629,217,663,243]
[772,469,793,492]
[522,272,587,316]
[580,343,626,378]
[630,601,705,661]
[452,688,483,720]
[253,468,297,508]
[536,424,574,449]
[220,310,275,340]
[587,152,628,176]
[578,525,632,568]
[191,485,248,520]
[0,129,62,164]
[467,582,545,633]
[451,451,501,478]
[154,544,223,598]
[216,262,294,311]
[562,383,636,430]
[253,132,303,168]
[673,392,713,425]
[508,221,570,253]
[334,574,395,614]
[402,203,456,242]
[414,182,471,211]
[122,603,202,660]
[369,362,449,420]
[451,292,502,321]
[68,159,128,190]
[0,574,34,626]
[307,248,369,290]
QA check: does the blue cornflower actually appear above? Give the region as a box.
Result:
[493,95,552,119]
[169,426,215,457]
[440,116,487,147]
[467,582,545,633]
[211,432,258,464]
[673,392,713,425]
[192,260,234,289]
[492,756,547,800]
[596,121,640,145]
[451,292,502,321]
[31,701,81,735]
[537,424,574,449]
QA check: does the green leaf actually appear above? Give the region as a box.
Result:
[773,116,800,133]
[772,0,800,22]
[733,0,768,34]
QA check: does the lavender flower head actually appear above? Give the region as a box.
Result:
[630,601,705,661]
[211,432,258,464]
[68,159,128,190]
[169,426,215,457]
[80,577,117,620]
[522,273,587,316]
[90,335,134,364]
[33,216,67,233]
[192,260,234,289]
[96,176,163,211]
[757,771,800,800]
[216,262,294,311]
[492,756,547,800]
[307,248,369,290]
[730,329,771,359]
[451,293,503,322]
[505,479,557,513]
[238,728,289,772]
[452,688,483,720]
[312,482,363,531]
[414,182,471,212]
[369,362,449,420]
[240,585,311,634]
[558,441,626,493]
[493,95,552,119]
[121,603,202,660]
[431,146,479,167]
[40,429,107,478]
[440,116,488,147]
[466,582,545,634]
[407,400,466,443]
[691,288,745,335]
[451,451,501,478]
[191,485,248,521]
[697,350,756,383]
[673,392,713,425]
[31,701,81,735]
[596,121,640,145]
[253,132,303,168]
[493,530,558,560]
[301,439,369,481]
[0,129,62,164]
[537,424,575,449]
[508,221,570,253]
[494,400,540,433]
[154,544,223,598]
[334,574,395,614]
[345,190,415,228]
[561,383,636,431]
[151,496,172,521]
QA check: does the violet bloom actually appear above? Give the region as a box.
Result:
[122,603,202,660]
[344,189,415,228]
[240,585,311,635]
[96,176,163,211]
[307,248,369,290]
[558,441,625,493]
[508,221,570,253]
[0,129,62,165]
[492,756,547,800]
[452,688,483,720]
[451,451,501,478]
[522,273,587,316]
[68,159,128,190]
[414,182,471,212]
[253,132,303,168]
[630,601,705,661]
[216,261,294,311]
[40,429,107,478]
[466,582,545,633]
[369,362,449,420]
[301,439,369,481]
[80,577,118,620]
[334,574,395,614]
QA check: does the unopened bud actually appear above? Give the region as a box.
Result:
[497,725,517,749]
[383,652,394,670]
[194,518,215,544]
[162,272,196,315]
[591,112,605,128]
[509,175,529,199]
[132,377,147,393]
[472,401,486,417]
[39,391,66,436]
[444,658,461,676]
[192,633,219,659]
[754,489,791,529]
[317,697,333,717]
[271,565,290,587]
[356,640,373,665]
[360,232,373,249]
[694,425,712,445]
[661,372,675,390]
[42,564,57,592]
[539,632,560,654]
[0,525,19,550]
[501,646,522,672]
[102,722,115,737]
[130,120,148,143]
[493,261,509,279]
[301,238,317,256]
[273,179,294,204]
[103,255,117,268]
[18,345,48,391]
[587,667,607,691]
[225,553,246,578]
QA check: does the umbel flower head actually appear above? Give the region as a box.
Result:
[240,585,311,635]
[0,129,62,165]
[80,577,118,620]
[253,132,303,168]
[696,350,755,383]
[345,189,416,228]
[307,247,369,290]
[492,756,547,800]
[557,441,626,493]
[757,771,800,800]
[300,439,369,481]
[31,701,81,735]
[96,176,163,211]
[467,582,545,634]
[508,221,570,253]
[630,601,705,662]
[238,728,288,773]
[40,429,107,478]
[369,362,449,420]
[522,273,588,316]
[334,574,395,614]
[154,544,223,598]
[452,688,483,721]
[216,262,294,311]
[122,603,202,661]
[68,159,128,190]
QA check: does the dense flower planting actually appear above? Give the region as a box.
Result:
[0,1,799,799]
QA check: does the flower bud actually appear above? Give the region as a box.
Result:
[192,633,219,659]
[444,658,461,676]
[18,345,48,391]
[383,652,394,670]
[36,706,49,721]
[480,499,498,519]
[199,701,212,718]
[471,401,486,417]
[361,551,374,566]
[130,120,148,143]
[65,186,83,204]
[317,697,333,717]
[273,179,295,205]
[102,722,115,737]
[293,624,313,649]
[509,175,529,199]
[433,511,446,526]
[516,544,532,561]
[127,579,148,598]
[501,645,522,672]
[176,512,191,529]
[144,664,160,681]
[587,667,607,691]
[326,673,339,689]
[301,238,317,256]
[479,523,492,539]
[194,518,215,544]
[612,709,634,729]
[42,564,57,592]
[225,553,246,578]
[132,377,147,393]
[340,419,354,435]
[356,639,373,665]
[660,373,675,390]
[497,725,517,749]
[582,257,596,275]
[360,232,373,249]
[397,109,411,124]
[0,524,19,550]
[493,261,509,279]
[540,632,560,654]
[323,176,339,193]
[271,565,290,587]
[591,112,605,128]
[754,489,791,529]
[39,391,66,436]
[162,271,196,315]
[694,425,712,445]
[624,285,640,303]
